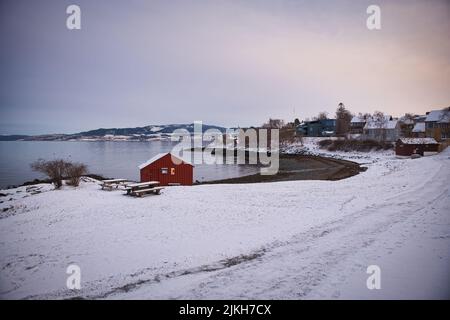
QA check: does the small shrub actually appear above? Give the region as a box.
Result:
[66,163,88,187]
[31,159,88,188]
[318,139,333,148]
[31,159,70,189]
[332,139,346,150]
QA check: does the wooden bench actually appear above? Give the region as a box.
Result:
[131,186,165,197]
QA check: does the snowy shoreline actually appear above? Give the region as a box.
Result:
[4,141,366,189]
[0,143,449,299]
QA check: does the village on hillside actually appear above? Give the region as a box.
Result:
[261,104,450,158]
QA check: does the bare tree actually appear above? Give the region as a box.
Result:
[316,111,328,120]
[400,113,415,138]
[356,112,371,120]
[335,103,352,136]
[279,127,297,146]
[295,131,304,146]
[31,159,70,189]
[283,122,295,129]
[31,159,88,188]
[66,162,88,187]
[372,111,387,141]
[262,118,285,129]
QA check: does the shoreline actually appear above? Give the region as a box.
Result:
[200,154,365,184]
[10,174,110,189]
[4,154,364,189]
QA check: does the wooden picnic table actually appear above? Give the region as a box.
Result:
[101,179,129,190]
[125,181,163,197]
[102,179,128,183]
[126,181,160,188]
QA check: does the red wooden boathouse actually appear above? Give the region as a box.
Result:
[395,138,439,157]
[138,153,194,186]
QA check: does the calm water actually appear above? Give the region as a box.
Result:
[0,141,259,188]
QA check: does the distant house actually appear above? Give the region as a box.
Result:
[395,138,439,157]
[296,119,336,137]
[412,122,426,138]
[350,116,367,134]
[363,117,400,142]
[139,153,194,186]
[425,107,450,141]
[398,116,415,137]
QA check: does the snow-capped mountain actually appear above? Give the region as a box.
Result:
[0,123,227,141]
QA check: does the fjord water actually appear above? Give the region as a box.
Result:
[0,141,259,188]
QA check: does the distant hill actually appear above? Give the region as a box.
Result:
[1,124,227,141]
[0,135,30,141]
[73,123,226,136]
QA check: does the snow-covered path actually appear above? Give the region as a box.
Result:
[0,149,449,299]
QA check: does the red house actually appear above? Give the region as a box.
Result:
[395,138,439,157]
[138,153,194,186]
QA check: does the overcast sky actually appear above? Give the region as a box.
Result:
[1,0,449,134]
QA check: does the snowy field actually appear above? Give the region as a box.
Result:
[0,146,449,299]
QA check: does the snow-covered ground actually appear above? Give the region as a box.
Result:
[0,145,449,299]
[282,137,394,164]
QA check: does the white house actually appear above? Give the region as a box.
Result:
[412,122,426,138]
[363,117,401,142]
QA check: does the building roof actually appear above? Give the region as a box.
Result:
[425,109,450,123]
[351,116,366,123]
[138,152,193,169]
[400,118,414,125]
[414,115,426,122]
[364,119,398,130]
[398,138,438,145]
[412,122,425,133]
